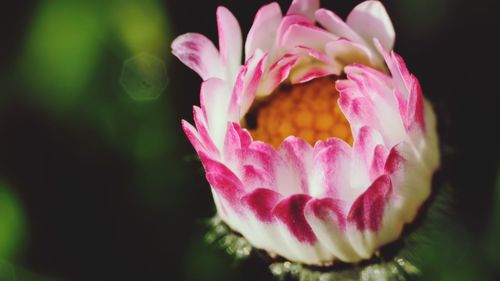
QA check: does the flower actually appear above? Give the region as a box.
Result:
[172,0,439,266]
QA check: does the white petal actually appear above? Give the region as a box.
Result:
[217,7,243,82]
[346,1,395,51]
[245,3,282,59]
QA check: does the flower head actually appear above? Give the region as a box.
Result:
[172,0,439,266]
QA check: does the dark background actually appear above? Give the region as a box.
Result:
[0,0,499,280]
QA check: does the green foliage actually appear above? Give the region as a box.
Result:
[19,1,104,106]
[184,225,238,281]
[0,183,25,260]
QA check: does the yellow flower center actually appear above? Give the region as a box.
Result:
[245,76,353,148]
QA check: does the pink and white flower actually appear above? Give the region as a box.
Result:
[172,0,439,266]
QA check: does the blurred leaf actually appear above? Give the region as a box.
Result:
[400,185,490,281]
[184,230,237,281]
[108,0,171,57]
[0,182,26,259]
[19,1,104,107]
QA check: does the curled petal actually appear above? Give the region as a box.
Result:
[171,33,223,80]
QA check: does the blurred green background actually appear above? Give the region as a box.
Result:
[0,0,498,280]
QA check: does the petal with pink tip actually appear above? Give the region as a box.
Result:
[371,144,389,179]
[200,152,245,207]
[305,198,363,262]
[171,33,223,80]
[376,42,426,133]
[242,188,281,222]
[228,50,268,119]
[349,126,386,198]
[257,54,299,96]
[310,138,351,199]
[276,15,315,46]
[348,175,392,232]
[240,141,279,175]
[278,137,313,194]
[346,1,395,51]
[287,46,341,83]
[192,106,220,156]
[182,120,205,154]
[273,194,317,244]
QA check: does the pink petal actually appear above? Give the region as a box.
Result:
[290,66,333,84]
[171,33,223,80]
[228,50,268,119]
[280,23,338,51]
[276,14,315,46]
[257,54,299,96]
[348,175,392,231]
[273,194,317,244]
[245,2,282,59]
[192,106,219,156]
[242,188,281,222]
[217,6,242,79]
[241,165,275,191]
[384,144,406,174]
[350,126,385,196]
[306,198,346,230]
[346,1,395,51]
[287,0,320,21]
[352,126,385,173]
[181,120,205,154]
[200,152,245,207]
[376,42,426,133]
[371,144,389,179]
[240,141,279,176]
[305,198,363,262]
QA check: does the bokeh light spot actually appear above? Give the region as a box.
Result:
[120,53,167,101]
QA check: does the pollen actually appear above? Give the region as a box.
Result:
[245,76,353,148]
